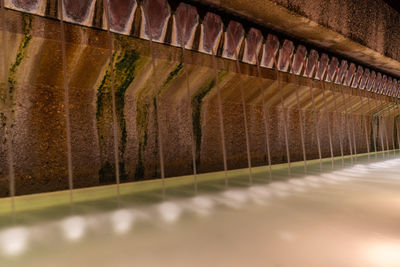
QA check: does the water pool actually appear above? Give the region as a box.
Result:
[1,152,400,267]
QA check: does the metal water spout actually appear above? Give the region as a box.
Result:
[261,34,279,69]
[243,28,262,65]
[359,68,370,90]
[352,66,364,88]
[367,70,377,92]
[335,60,348,84]
[291,45,306,75]
[374,72,382,94]
[199,12,223,55]
[62,0,95,25]
[290,45,308,171]
[226,21,253,184]
[107,0,137,34]
[141,0,171,43]
[277,40,294,72]
[303,49,318,78]
[172,3,198,49]
[325,56,339,82]
[315,53,329,80]
[222,21,244,60]
[8,0,39,11]
[343,62,356,87]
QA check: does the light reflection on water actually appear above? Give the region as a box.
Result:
[1,155,400,266]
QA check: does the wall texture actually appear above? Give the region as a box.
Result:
[0,0,399,196]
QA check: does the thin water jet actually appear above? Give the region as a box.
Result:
[329,63,345,165]
[57,0,74,207]
[357,77,371,160]
[232,25,256,184]
[302,50,322,170]
[374,93,386,156]
[200,12,228,187]
[344,63,358,161]
[274,40,293,176]
[142,0,167,198]
[256,34,279,179]
[1,0,16,219]
[365,79,378,157]
[317,55,334,167]
[290,45,307,172]
[175,2,199,193]
[338,69,354,164]
[103,0,121,202]
[308,71,323,170]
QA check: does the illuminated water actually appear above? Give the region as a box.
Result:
[1,152,400,266]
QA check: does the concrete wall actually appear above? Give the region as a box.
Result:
[0,1,399,196]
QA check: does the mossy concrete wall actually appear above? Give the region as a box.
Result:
[0,8,398,196]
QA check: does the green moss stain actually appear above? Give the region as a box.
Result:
[159,63,182,95]
[0,14,32,135]
[191,79,215,166]
[8,15,33,98]
[96,49,139,184]
[134,91,150,180]
[134,62,183,180]
[191,71,227,166]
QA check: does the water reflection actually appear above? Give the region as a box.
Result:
[0,154,400,266]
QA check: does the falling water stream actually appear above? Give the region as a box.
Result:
[397,97,400,148]
[142,3,167,198]
[340,82,354,164]
[377,94,389,153]
[212,51,229,187]
[358,85,371,160]
[320,64,334,167]
[395,95,400,149]
[231,29,253,184]
[255,59,272,178]
[374,93,386,156]
[58,0,74,207]
[301,53,323,170]
[365,87,378,158]
[289,52,307,172]
[383,97,391,152]
[389,101,396,153]
[273,57,292,176]
[320,80,334,166]
[308,78,323,170]
[331,80,345,165]
[376,94,386,155]
[180,47,198,193]
[104,0,122,201]
[347,86,358,161]
[175,3,199,193]
[1,0,16,220]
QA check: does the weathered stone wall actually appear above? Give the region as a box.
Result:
[0,1,399,196]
